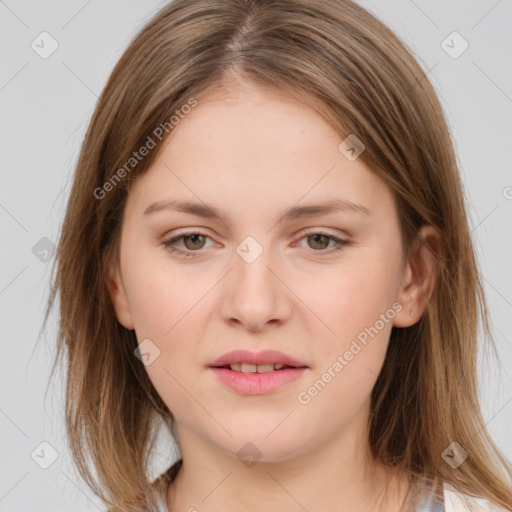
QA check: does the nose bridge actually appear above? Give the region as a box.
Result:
[233,234,277,299]
[221,234,288,329]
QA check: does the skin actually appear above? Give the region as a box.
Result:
[107,80,440,512]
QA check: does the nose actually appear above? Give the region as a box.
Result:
[218,242,292,333]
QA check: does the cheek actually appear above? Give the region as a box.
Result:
[289,243,401,407]
[292,245,402,344]
[122,251,214,351]
[123,259,210,416]
[296,286,394,425]
[123,249,211,337]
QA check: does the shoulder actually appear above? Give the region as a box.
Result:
[443,484,511,512]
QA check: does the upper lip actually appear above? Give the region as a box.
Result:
[208,349,308,368]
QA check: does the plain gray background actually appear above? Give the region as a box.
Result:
[1,1,511,510]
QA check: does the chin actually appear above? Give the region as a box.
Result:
[211,430,312,465]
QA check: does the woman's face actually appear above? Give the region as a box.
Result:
[108,83,417,462]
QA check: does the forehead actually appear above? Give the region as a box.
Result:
[125,85,395,222]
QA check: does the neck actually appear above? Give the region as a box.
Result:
[166,405,410,512]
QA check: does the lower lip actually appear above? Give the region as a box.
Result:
[209,367,308,395]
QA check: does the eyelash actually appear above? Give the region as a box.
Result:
[162,230,349,259]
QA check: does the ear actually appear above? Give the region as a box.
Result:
[106,263,135,330]
[393,225,442,328]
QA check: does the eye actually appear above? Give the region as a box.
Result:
[295,231,349,255]
[162,230,349,259]
[162,231,212,258]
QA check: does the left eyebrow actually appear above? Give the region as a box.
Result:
[143,197,371,224]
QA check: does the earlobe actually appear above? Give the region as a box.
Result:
[393,225,442,328]
[107,264,135,330]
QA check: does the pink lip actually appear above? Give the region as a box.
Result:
[208,349,308,368]
[209,367,308,395]
[207,349,309,395]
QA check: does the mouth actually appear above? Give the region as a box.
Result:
[208,349,308,369]
[207,350,309,395]
[212,362,303,373]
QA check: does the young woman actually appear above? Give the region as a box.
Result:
[44,0,512,511]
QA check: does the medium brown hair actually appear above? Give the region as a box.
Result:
[43,0,512,510]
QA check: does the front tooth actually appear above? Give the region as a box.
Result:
[241,363,257,373]
[274,364,284,370]
[230,363,241,371]
[256,364,275,373]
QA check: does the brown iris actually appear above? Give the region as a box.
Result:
[183,234,207,250]
[307,234,330,250]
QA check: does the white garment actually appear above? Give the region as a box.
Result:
[442,483,510,512]
[151,479,510,512]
